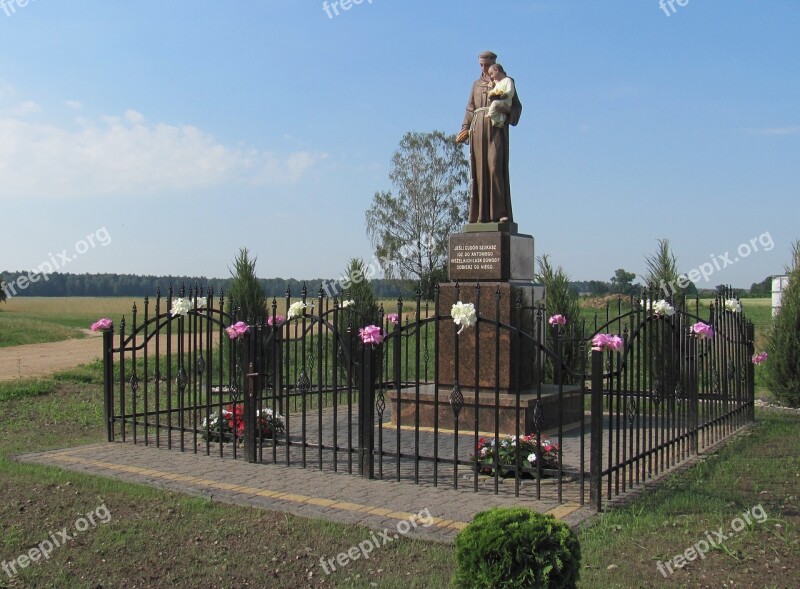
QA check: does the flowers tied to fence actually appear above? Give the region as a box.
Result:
[548,314,567,326]
[451,301,477,334]
[90,318,113,331]
[690,321,715,340]
[341,299,355,308]
[473,435,560,477]
[225,321,250,340]
[170,297,192,317]
[386,313,400,326]
[267,315,285,327]
[359,325,384,345]
[202,403,285,443]
[752,351,768,365]
[169,297,207,317]
[724,298,742,313]
[641,299,675,317]
[591,333,624,352]
[287,301,306,319]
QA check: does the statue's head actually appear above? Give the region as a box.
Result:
[489,63,506,81]
[478,50,497,76]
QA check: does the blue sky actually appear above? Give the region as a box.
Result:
[1,0,797,289]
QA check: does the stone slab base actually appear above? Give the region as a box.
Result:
[387,384,583,437]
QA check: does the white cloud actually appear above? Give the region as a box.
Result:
[124,109,144,124]
[5,100,41,116]
[64,100,82,110]
[0,104,325,200]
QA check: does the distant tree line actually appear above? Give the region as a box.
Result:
[0,270,776,301]
[0,271,418,300]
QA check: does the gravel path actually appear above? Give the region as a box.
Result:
[0,330,103,381]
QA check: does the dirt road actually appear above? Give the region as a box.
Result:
[0,330,103,382]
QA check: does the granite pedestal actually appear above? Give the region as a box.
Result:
[389,224,582,436]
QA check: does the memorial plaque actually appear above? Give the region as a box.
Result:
[448,231,534,282]
[449,232,506,281]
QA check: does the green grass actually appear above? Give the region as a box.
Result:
[579,409,799,588]
[0,297,136,347]
[1,360,798,587]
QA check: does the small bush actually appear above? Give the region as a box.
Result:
[454,507,580,589]
[342,257,379,327]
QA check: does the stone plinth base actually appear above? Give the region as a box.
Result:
[388,384,583,437]
[438,282,544,389]
[463,221,519,235]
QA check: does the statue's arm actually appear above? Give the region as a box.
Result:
[461,83,477,130]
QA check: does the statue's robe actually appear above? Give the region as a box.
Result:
[461,74,522,223]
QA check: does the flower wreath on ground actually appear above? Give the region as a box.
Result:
[472,434,560,478]
[202,403,286,443]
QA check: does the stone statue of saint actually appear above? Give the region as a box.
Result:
[456,51,522,224]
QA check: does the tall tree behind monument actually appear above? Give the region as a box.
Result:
[365,131,469,299]
[228,247,267,323]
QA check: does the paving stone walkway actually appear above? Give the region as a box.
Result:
[17,440,595,544]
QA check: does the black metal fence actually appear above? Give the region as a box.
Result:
[103,284,755,511]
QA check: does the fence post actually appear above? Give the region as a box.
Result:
[746,322,755,421]
[103,328,115,442]
[688,335,699,455]
[590,349,604,511]
[393,321,401,389]
[244,329,258,463]
[359,344,375,479]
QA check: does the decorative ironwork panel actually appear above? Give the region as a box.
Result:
[297,370,311,393]
[176,367,189,391]
[129,373,139,394]
[652,378,664,405]
[195,356,206,375]
[376,388,386,419]
[625,397,637,426]
[449,384,464,417]
[531,400,544,434]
